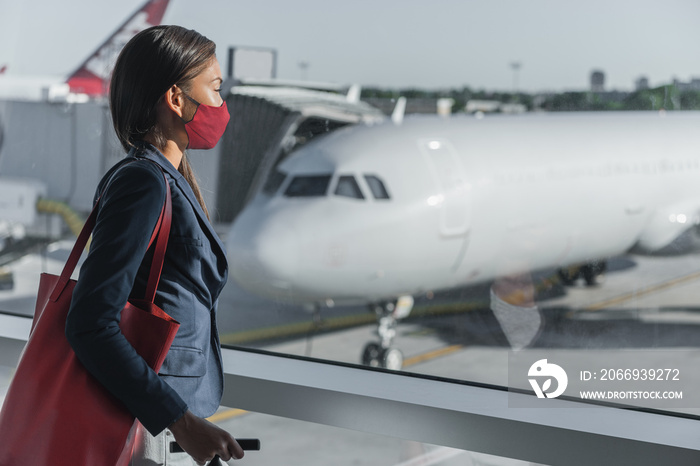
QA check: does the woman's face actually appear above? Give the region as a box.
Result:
[186,56,224,108]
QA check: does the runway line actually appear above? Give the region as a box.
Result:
[403,344,464,368]
[219,313,376,345]
[220,301,487,345]
[584,269,700,311]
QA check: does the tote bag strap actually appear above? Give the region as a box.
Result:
[144,170,171,303]
[49,162,171,304]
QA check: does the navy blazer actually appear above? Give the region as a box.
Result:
[66,143,228,436]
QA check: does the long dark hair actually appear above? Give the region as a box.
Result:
[110,25,215,218]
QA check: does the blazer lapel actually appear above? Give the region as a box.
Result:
[140,146,229,266]
[174,176,229,262]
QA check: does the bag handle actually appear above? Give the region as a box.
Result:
[144,172,171,302]
[49,163,171,304]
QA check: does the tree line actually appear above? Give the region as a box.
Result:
[361,84,700,112]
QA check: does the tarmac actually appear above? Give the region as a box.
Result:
[2,242,700,464]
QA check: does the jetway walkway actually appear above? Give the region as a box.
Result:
[215,85,384,223]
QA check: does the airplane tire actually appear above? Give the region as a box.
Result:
[361,342,382,367]
[557,267,580,286]
[582,260,607,287]
[380,348,404,371]
[581,265,597,286]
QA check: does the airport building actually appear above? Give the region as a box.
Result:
[673,77,700,92]
[636,76,650,91]
[590,69,605,93]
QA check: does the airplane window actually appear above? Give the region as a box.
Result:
[364,175,391,200]
[334,175,365,200]
[263,169,287,195]
[284,175,332,197]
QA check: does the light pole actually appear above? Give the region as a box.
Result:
[298,61,309,80]
[510,61,522,102]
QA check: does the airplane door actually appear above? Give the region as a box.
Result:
[419,139,470,237]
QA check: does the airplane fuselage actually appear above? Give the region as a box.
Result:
[227,112,700,305]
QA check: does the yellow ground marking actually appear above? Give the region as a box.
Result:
[583,269,700,312]
[213,271,700,396]
[219,300,488,345]
[207,408,249,423]
[403,344,464,367]
[219,313,375,345]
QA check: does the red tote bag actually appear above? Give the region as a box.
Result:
[0,169,179,466]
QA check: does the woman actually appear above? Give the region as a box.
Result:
[65,25,244,465]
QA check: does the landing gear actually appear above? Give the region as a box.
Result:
[360,296,413,370]
[381,347,404,370]
[361,343,405,370]
[361,342,382,367]
[557,260,607,287]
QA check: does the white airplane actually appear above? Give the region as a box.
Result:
[0,0,170,101]
[227,111,700,368]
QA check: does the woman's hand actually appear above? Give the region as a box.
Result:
[169,410,244,464]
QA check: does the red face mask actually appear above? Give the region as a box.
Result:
[182,94,230,150]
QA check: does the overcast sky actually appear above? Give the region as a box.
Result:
[1,0,698,92]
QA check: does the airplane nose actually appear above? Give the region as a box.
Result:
[227,210,300,298]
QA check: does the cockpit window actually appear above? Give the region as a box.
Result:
[364,175,390,200]
[263,169,287,195]
[334,175,365,200]
[284,175,332,197]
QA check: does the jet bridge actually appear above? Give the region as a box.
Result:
[215,85,385,223]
